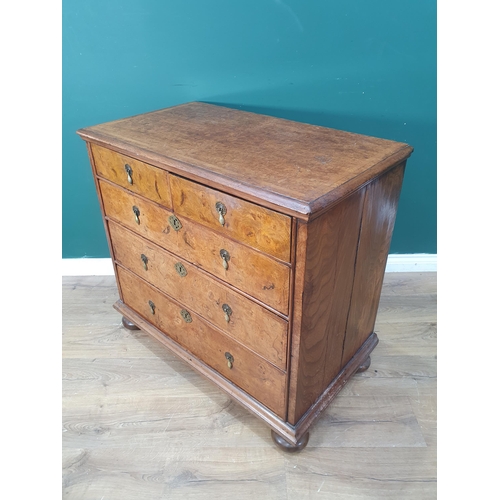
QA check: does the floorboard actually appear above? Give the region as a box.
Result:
[62,272,437,499]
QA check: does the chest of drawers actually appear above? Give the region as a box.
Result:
[77,102,413,451]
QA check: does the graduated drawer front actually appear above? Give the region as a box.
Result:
[109,221,287,369]
[117,266,287,418]
[100,180,290,314]
[92,144,172,209]
[170,175,291,262]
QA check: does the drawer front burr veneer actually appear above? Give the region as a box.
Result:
[77,102,413,451]
[108,221,288,370]
[98,179,290,314]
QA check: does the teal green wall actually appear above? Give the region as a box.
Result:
[63,0,436,258]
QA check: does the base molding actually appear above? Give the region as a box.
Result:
[116,300,378,446]
[62,254,436,276]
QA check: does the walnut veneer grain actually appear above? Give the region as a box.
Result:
[109,220,288,369]
[170,174,292,261]
[99,179,290,314]
[92,143,172,208]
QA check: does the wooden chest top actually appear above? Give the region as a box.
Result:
[77,102,413,219]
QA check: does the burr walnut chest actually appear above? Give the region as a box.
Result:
[77,102,413,451]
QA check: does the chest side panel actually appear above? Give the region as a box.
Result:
[287,189,365,425]
[341,163,406,366]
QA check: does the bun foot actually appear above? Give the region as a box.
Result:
[357,355,371,373]
[271,430,309,452]
[122,316,140,330]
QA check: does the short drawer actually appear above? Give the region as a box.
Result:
[92,144,172,208]
[170,175,291,262]
[109,220,288,370]
[100,180,290,314]
[117,266,287,418]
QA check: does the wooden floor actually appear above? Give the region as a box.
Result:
[62,272,436,499]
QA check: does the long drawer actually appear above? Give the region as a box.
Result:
[109,220,288,369]
[100,180,290,314]
[117,266,287,418]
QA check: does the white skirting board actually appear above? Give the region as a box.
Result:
[62,254,437,276]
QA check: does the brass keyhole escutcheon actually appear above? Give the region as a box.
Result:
[220,249,230,270]
[225,352,234,369]
[125,164,133,184]
[148,300,155,315]
[222,303,232,323]
[174,262,187,277]
[141,254,148,271]
[168,215,182,231]
[180,309,192,323]
[132,205,140,225]
[215,201,227,226]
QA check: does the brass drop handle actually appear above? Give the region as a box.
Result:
[125,164,133,184]
[141,254,148,271]
[225,352,234,369]
[148,300,155,315]
[222,304,232,323]
[215,201,227,226]
[132,205,140,225]
[220,249,230,270]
